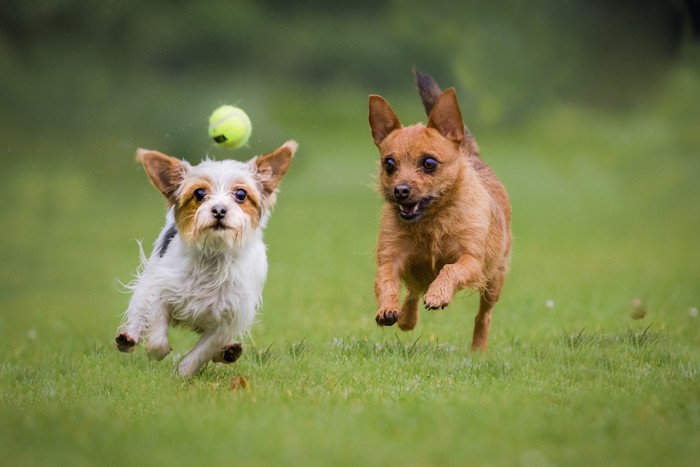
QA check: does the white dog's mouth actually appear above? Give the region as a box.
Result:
[199,219,250,246]
[211,220,229,231]
[195,224,243,253]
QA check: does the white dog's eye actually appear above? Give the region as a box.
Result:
[234,188,247,203]
[194,188,207,202]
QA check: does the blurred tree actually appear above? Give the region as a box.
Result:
[0,0,698,124]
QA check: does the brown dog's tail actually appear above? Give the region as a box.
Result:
[414,68,443,115]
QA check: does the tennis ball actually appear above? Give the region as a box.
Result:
[208,105,252,149]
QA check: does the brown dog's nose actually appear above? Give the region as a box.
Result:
[211,204,227,220]
[394,185,411,201]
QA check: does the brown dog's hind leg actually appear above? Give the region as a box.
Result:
[397,289,420,331]
[471,273,505,351]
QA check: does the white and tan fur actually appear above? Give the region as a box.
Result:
[116,141,296,378]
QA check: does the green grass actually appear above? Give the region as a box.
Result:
[1,69,699,466]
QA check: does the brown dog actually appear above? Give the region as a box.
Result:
[368,70,511,350]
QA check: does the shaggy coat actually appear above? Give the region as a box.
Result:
[369,71,511,350]
[116,142,296,377]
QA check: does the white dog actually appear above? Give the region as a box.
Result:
[115,141,296,377]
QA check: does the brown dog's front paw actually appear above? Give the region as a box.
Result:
[376,310,399,326]
[115,333,137,352]
[424,277,455,310]
[213,343,243,364]
[423,300,448,310]
[424,288,451,310]
[423,296,449,310]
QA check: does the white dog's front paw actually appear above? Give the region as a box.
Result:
[212,343,243,364]
[115,332,138,352]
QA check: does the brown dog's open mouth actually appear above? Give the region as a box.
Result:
[397,197,434,221]
[399,202,421,220]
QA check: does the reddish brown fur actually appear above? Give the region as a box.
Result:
[369,73,511,350]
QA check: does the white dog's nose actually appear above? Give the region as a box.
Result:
[211,204,227,220]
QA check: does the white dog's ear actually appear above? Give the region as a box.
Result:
[137,149,189,203]
[253,140,297,196]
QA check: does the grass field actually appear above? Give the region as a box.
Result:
[1,67,699,466]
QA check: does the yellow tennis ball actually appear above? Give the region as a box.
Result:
[208,105,252,149]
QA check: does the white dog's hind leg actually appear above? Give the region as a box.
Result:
[144,304,172,360]
[178,329,231,378]
[116,285,153,352]
[116,242,160,352]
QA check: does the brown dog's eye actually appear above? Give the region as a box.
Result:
[421,156,438,173]
[194,188,207,202]
[383,157,397,175]
[234,188,247,203]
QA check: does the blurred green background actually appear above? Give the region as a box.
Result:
[2,0,698,327]
[1,1,699,465]
[2,0,699,381]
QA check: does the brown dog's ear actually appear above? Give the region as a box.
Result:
[254,140,297,196]
[427,88,465,143]
[414,68,443,116]
[136,149,188,203]
[369,95,402,145]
